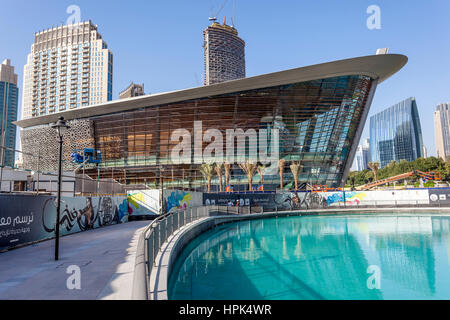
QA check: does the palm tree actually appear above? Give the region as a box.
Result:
[200,163,215,193]
[224,163,232,189]
[239,161,258,191]
[279,159,286,190]
[256,164,266,188]
[290,161,303,190]
[368,162,380,182]
[215,163,224,192]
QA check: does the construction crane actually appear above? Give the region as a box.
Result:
[356,170,442,191]
[209,0,229,23]
[231,0,236,27]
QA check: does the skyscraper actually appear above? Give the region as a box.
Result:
[434,103,450,160]
[0,59,18,168]
[21,21,113,119]
[370,97,424,168]
[351,139,370,171]
[203,19,246,85]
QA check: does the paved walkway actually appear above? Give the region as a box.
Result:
[0,221,149,300]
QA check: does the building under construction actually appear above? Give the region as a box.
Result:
[203,19,246,85]
[119,82,145,100]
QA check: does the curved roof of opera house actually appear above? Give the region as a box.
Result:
[16,54,407,129]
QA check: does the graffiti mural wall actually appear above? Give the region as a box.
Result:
[204,189,433,211]
[0,194,129,251]
[164,190,203,212]
[127,189,203,215]
[127,190,160,216]
[275,190,431,209]
[203,193,278,209]
[324,190,430,207]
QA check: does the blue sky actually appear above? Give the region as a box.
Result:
[1,0,449,156]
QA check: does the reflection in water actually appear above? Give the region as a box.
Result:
[371,217,435,296]
[168,215,450,300]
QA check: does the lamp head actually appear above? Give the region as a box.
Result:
[51,116,71,138]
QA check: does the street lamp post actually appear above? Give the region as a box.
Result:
[159,165,165,215]
[51,117,70,261]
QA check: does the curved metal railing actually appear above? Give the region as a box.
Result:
[131,205,266,299]
[132,206,218,300]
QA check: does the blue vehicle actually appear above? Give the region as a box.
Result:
[71,148,102,165]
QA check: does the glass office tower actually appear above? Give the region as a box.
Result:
[0,59,18,168]
[370,97,424,168]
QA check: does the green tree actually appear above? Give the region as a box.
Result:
[365,171,374,183]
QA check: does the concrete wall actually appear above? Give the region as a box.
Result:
[0,168,28,192]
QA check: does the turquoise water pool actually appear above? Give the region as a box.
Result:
[168,215,450,300]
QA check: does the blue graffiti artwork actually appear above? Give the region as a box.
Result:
[326,193,344,205]
[117,200,129,222]
[166,191,192,212]
[326,192,359,205]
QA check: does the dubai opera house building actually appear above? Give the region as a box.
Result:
[16,54,407,191]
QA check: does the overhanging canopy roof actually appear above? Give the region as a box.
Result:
[16,54,407,129]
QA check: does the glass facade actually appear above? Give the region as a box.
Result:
[0,81,18,168]
[351,139,370,172]
[85,75,374,189]
[370,97,424,168]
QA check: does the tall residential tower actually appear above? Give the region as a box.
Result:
[434,103,450,160]
[203,19,246,85]
[21,21,113,119]
[0,59,18,168]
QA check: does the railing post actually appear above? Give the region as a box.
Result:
[153,225,158,263]
[148,232,153,273]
